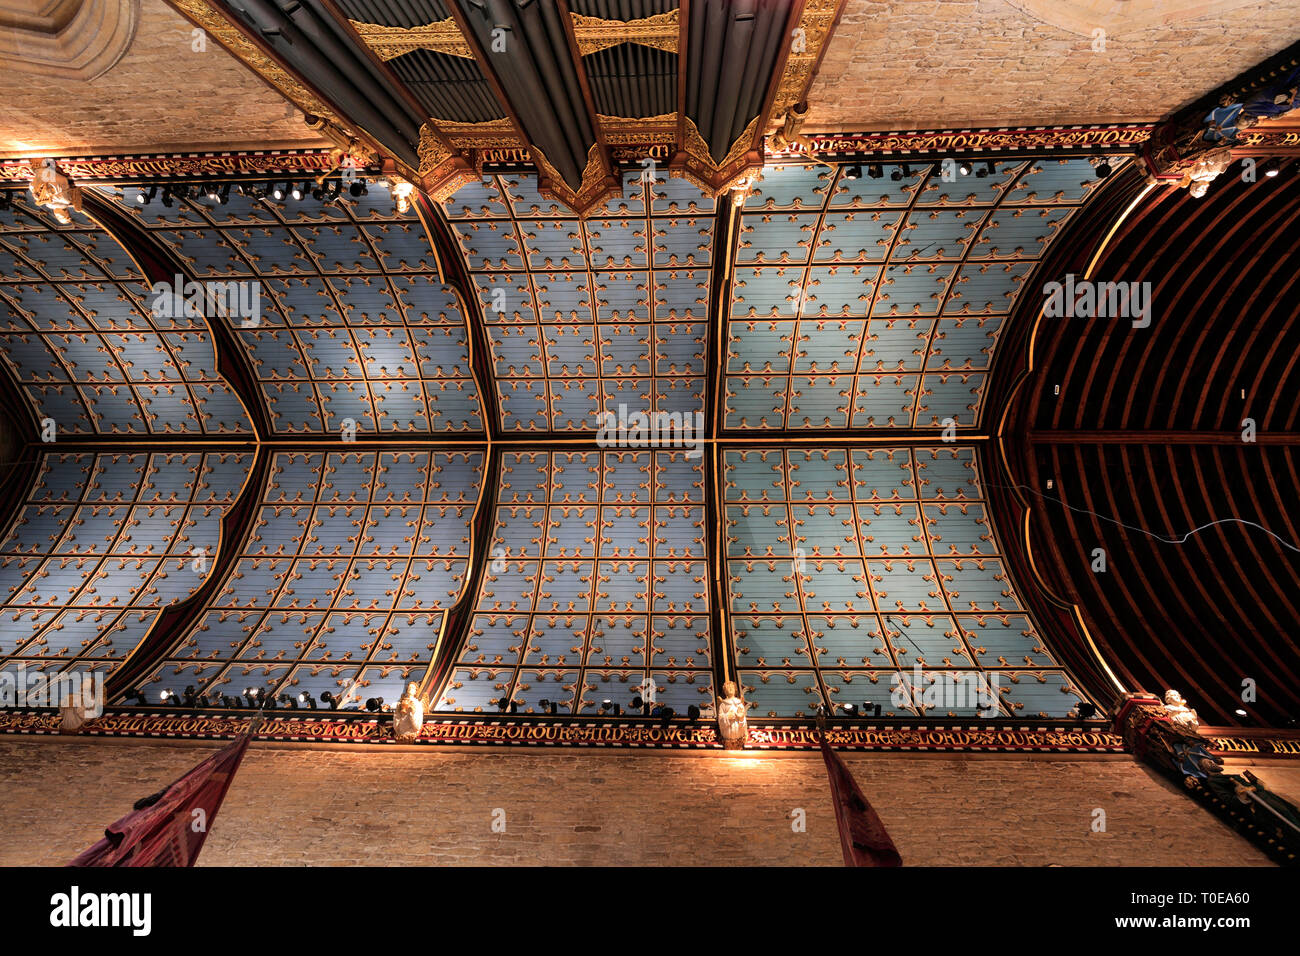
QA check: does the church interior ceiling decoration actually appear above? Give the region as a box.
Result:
[0,150,1135,736]
[725,445,1083,718]
[122,449,485,708]
[725,156,1126,431]
[0,195,253,436]
[0,451,253,683]
[441,169,711,432]
[95,181,485,436]
[433,448,714,716]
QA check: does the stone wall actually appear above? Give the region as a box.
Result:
[806,0,1300,131]
[0,737,1277,866]
[0,0,326,158]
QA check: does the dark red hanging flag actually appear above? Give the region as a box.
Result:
[818,730,902,867]
[68,729,254,867]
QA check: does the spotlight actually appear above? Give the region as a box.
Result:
[657,706,675,728]
[182,685,199,707]
[976,161,995,178]
[867,163,883,179]
[216,183,231,204]
[0,192,11,211]
[135,186,157,205]
[299,691,317,709]
[600,699,613,714]
[311,183,325,201]
[841,702,858,716]
[958,160,973,176]
[497,696,510,713]
[536,699,559,715]
[843,164,863,181]
[863,701,881,718]
[325,178,342,202]
[290,182,304,201]
[1264,158,1282,177]
[203,182,221,201]
[890,166,903,181]
[686,704,701,722]
[320,690,340,710]
[348,179,368,197]
[196,694,211,707]
[365,697,384,712]
[124,688,147,705]
[1096,161,1112,179]
[278,694,297,710]
[172,184,190,200]
[1235,708,1248,717]
[159,688,179,705]
[220,695,238,708]
[161,186,174,208]
[1076,701,1097,720]
[263,693,278,710]
[509,700,519,714]
[271,182,287,201]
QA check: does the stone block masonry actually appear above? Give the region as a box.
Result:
[0,738,1275,865]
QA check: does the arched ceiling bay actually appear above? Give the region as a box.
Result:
[0,193,252,436]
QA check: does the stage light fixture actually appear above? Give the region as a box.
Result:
[844,164,863,180]
[658,707,675,727]
[365,697,384,712]
[290,182,304,201]
[497,696,510,713]
[867,164,883,179]
[135,186,157,205]
[958,160,972,176]
[271,182,287,200]
[1077,702,1097,720]
[320,691,339,710]
[161,186,174,208]
[890,166,903,181]
[1264,158,1282,177]
[349,180,368,197]
[279,694,297,710]
[299,691,317,709]
[841,703,858,716]
[686,705,701,722]
[1096,161,1112,179]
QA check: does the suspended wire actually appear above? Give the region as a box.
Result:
[987,481,1300,554]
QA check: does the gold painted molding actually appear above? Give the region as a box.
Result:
[767,0,844,126]
[571,9,679,55]
[347,17,473,60]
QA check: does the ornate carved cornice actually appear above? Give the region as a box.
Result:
[347,17,473,60]
[436,117,525,150]
[674,115,761,197]
[785,125,1156,157]
[0,709,1131,752]
[531,142,621,218]
[571,9,679,56]
[0,149,340,184]
[597,113,677,146]
[417,122,478,202]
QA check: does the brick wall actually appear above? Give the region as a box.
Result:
[0,737,1276,866]
[0,0,326,158]
[806,0,1300,132]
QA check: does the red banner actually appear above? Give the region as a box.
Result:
[819,732,902,867]
[68,732,253,867]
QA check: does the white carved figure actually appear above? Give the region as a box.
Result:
[1183,147,1234,198]
[716,680,749,750]
[29,158,81,225]
[1163,688,1201,733]
[393,682,424,741]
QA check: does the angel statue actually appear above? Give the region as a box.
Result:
[716,680,749,750]
[393,682,424,741]
[29,158,81,225]
[1163,688,1202,733]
